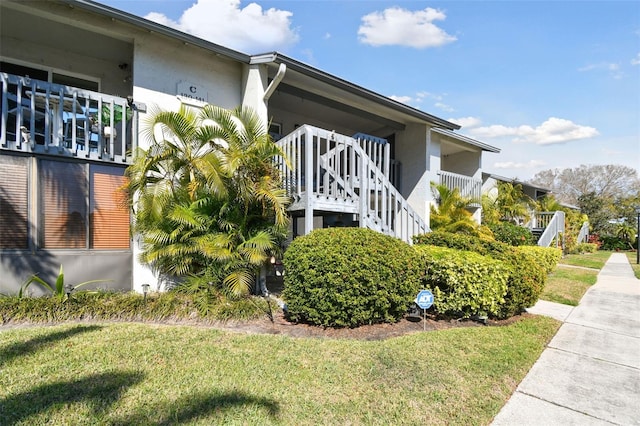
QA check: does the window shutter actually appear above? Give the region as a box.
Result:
[40,160,87,248]
[0,156,29,249]
[90,165,130,249]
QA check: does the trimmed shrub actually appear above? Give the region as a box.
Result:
[413,231,548,319]
[414,245,509,318]
[569,242,599,254]
[282,228,423,327]
[517,246,562,274]
[488,221,534,246]
[494,249,546,318]
[413,231,511,257]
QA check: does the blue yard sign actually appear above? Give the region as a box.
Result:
[415,290,434,310]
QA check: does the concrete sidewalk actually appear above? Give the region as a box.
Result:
[492,253,640,425]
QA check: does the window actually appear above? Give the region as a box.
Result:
[0,156,29,249]
[40,160,87,248]
[35,159,130,250]
[90,165,129,249]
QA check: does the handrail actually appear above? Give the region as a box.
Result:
[533,211,565,248]
[275,125,428,243]
[577,221,590,244]
[1,73,135,163]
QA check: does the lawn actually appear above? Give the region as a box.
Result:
[0,318,559,425]
[625,252,640,279]
[540,266,599,306]
[558,250,611,269]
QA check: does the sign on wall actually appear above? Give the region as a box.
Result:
[176,81,208,104]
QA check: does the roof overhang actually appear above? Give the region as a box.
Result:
[60,0,251,62]
[432,128,500,153]
[252,53,461,131]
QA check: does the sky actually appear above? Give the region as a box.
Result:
[98,0,640,182]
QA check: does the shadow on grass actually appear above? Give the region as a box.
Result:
[0,325,102,367]
[112,391,281,425]
[0,371,145,425]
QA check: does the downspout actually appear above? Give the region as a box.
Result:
[263,63,286,102]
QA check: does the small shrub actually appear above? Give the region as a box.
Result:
[570,243,598,254]
[413,231,548,319]
[282,228,423,327]
[599,235,629,251]
[517,246,562,274]
[414,245,508,318]
[488,222,534,246]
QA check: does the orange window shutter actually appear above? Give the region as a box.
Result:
[0,156,29,249]
[90,166,130,249]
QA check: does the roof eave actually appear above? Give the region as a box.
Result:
[432,128,500,153]
[64,0,251,63]
[254,52,461,131]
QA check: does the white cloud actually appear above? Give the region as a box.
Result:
[493,160,547,169]
[448,117,482,129]
[358,7,456,48]
[578,62,623,79]
[434,102,454,112]
[631,53,640,66]
[469,117,599,145]
[144,0,298,53]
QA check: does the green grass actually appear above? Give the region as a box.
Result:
[540,266,599,306]
[0,318,559,425]
[625,252,640,279]
[558,251,612,269]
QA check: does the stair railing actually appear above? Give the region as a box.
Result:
[275,124,428,243]
[532,211,565,248]
[577,221,590,244]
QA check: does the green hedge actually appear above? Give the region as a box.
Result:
[517,246,562,274]
[414,245,509,318]
[413,231,548,319]
[488,222,534,246]
[282,228,423,327]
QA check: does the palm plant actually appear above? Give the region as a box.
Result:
[124,104,290,295]
[495,182,535,224]
[430,182,480,235]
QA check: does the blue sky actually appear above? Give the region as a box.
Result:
[98,0,639,181]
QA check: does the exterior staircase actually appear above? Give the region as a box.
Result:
[275,125,428,244]
[529,211,565,249]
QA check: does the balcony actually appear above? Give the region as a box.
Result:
[1,73,136,164]
[438,170,482,201]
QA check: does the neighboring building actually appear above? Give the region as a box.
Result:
[482,172,552,202]
[0,0,500,294]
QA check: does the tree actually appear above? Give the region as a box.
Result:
[124,103,290,295]
[529,164,639,206]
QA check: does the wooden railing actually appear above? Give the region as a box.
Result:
[438,170,482,201]
[1,73,136,163]
[275,125,428,243]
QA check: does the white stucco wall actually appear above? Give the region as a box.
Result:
[129,38,249,292]
[396,123,432,223]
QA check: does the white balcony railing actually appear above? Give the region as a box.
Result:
[438,170,482,201]
[1,73,136,163]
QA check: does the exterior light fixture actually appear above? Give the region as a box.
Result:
[142,283,150,302]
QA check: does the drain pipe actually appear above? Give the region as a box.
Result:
[263,63,286,101]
